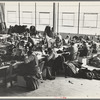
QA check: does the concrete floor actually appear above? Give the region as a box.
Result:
[0,62,100,98]
[0,75,100,98]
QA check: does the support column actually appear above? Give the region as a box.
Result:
[57,3,59,33]
[1,3,5,22]
[53,3,56,33]
[35,2,36,27]
[18,2,20,25]
[53,3,58,35]
[77,2,80,34]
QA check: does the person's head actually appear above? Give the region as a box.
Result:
[30,26,36,32]
[65,35,69,39]
[27,50,32,56]
[88,41,92,45]
[70,41,75,46]
[73,36,78,40]
[82,40,87,47]
[44,26,52,37]
[25,28,30,33]
[47,48,53,54]
[20,41,25,46]
[79,36,83,42]
[52,27,54,32]
[87,36,91,39]
[30,26,36,36]
[44,26,51,33]
[57,33,60,35]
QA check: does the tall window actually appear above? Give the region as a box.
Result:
[7,11,17,23]
[83,13,98,28]
[62,12,75,27]
[22,11,32,24]
[39,12,50,25]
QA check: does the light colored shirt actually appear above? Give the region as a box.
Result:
[57,34,62,41]
[73,43,78,53]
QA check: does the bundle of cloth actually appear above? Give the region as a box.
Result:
[64,60,100,80]
[64,61,82,78]
[89,54,100,68]
[8,25,27,34]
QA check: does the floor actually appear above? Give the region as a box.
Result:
[0,73,100,98]
[0,59,100,98]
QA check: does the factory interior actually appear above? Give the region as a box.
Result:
[0,1,100,98]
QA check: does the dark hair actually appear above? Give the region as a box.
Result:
[27,50,32,56]
[44,26,53,37]
[73,36,78,40]
[47,48,53,54]
[30,26,36,32]
[66,35,69,38]
[57,33,59,35]
[30,26,37,36]
[70,41,74,45]
[20,41,25,46]
[25,28,30,33]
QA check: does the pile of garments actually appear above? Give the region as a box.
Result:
[89,54,100,68]
[64,61,100,80]
[8,25,27,34]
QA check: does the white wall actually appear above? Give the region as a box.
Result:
[5,2,19,27]
[36,2,53,31]
[79,2,100,35]
[4,2,100,35]
[20,2,35,28]
[58,2,79,34]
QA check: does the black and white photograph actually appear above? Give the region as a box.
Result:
[0,1,100,98]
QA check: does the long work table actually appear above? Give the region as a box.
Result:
[0,46,70,88]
